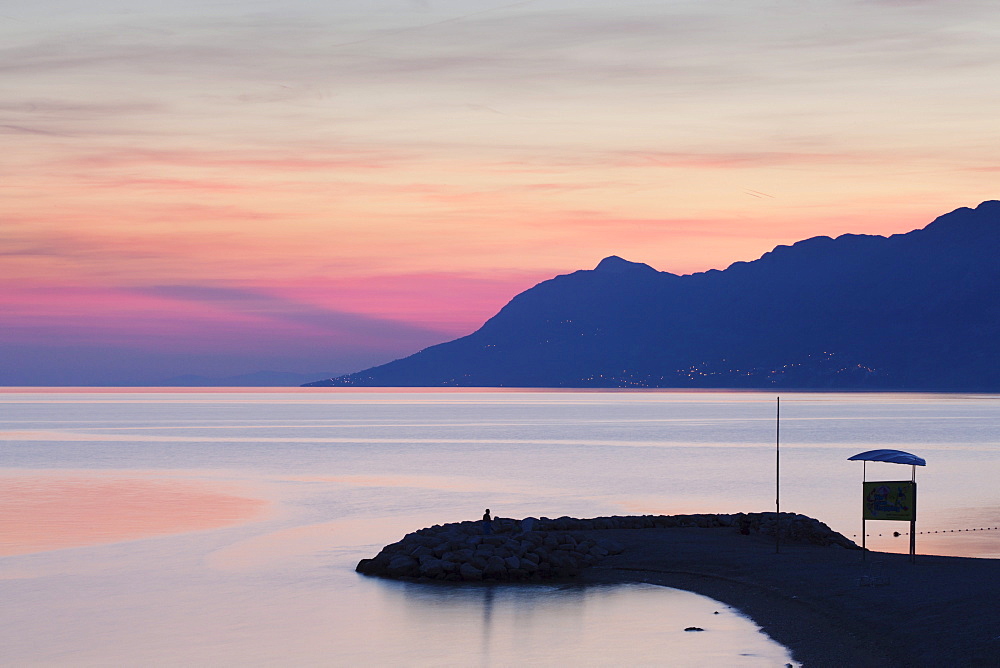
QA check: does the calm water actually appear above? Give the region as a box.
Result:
[2,389,998,666]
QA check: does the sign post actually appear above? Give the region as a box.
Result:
[848,449,926,563]
[775,396,780,554]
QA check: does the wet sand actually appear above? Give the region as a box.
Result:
[576,527,1000,667]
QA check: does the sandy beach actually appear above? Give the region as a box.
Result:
[575,527,1000,667]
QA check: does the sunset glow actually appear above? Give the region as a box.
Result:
[4,0,1000,383]
[0,475,267,555]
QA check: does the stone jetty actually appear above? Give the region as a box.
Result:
[356,512,857,582]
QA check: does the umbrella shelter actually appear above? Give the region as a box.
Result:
[848,449,926,562]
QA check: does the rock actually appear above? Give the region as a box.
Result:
[459,563,483,581]
[601,540,625,555]
[409,545,434,559]
[548,551,576,570]
[442,548,473,563]
[419,557,445,578]
[484,556,507,579]
[355,558,378,575]
[355,511,858,582]
[386,555,418,578]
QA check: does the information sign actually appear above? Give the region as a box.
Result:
[862,480,916,522]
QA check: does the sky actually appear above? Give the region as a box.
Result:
[3,0,1000,385]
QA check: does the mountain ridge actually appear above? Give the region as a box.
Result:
[305,201,1000,390]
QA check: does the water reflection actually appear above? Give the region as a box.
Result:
[481,584,493,662]
[2,389,995,665]
[0,475,266,556]
[375,579,797,667]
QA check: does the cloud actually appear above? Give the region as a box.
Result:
[127,284,448,345]
[0,123,68,136]
[0,281,455,384]
[3,0,1000,385]
[60,147,404,172]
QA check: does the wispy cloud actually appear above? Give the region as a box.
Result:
[0,123,68,136]
[128,284,448,343]
[59,147,404,171]
[4,0,999,383]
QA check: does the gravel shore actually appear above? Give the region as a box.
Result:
[575,527,1000,667]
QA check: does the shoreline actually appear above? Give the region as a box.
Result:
[359,515,999,666]
[575,527,1000,667]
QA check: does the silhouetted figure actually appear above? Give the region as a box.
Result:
[482,509,492,535]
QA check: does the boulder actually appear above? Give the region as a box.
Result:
[386,555,418,578]
[601,540,625,555]
[483,556,507,579]
[419,557,445,578]
[459,563,483,581]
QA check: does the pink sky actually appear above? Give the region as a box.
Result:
[3,0,1000,384]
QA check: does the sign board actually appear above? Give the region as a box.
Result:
[862,480,916,521]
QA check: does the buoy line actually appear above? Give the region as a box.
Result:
[851,526,999,538]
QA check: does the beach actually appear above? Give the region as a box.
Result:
[576,526,1000,667]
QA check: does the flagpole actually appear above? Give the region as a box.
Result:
[776,396,780,554]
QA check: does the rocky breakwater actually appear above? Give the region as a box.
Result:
[356,512,858,583]
[356,517,624,582]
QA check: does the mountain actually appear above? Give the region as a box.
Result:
[305,201,1000,390]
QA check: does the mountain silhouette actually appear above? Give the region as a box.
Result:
[305,201,1000,390]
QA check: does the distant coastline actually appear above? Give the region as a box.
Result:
[5,385,1000,394]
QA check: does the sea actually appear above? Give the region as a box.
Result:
[2,389,997,666]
